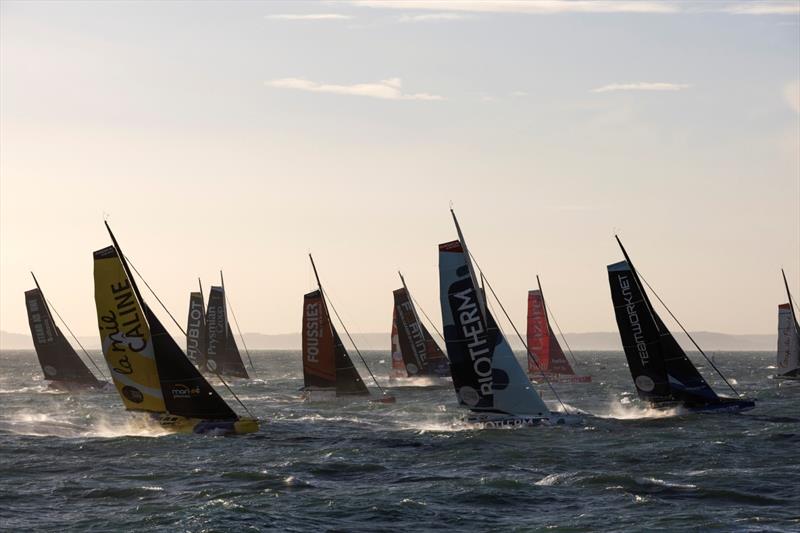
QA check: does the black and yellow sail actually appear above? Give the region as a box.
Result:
[93,223,257,434]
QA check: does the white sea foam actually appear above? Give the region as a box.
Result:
[593,399,684,420]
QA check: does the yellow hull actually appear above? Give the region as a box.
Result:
[154,414,259,435]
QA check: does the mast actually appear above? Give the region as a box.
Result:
[309,254,388,396]
[104,221,149,328]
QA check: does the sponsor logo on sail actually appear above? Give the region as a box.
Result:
[618,274,650,367]
[171,383,200,399]
[635,375,656,392]
[43,365,57,377]
[122,385,144,403]
[305,301,321,362]
[450,287,493,397]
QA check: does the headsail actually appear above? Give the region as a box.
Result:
[607,260,719,404]
[25,286,100,386]
[205,286,249,378]
[526,290,575,376]
[392,287,449,377]
[439,239,549,417]
[186,290,207,368]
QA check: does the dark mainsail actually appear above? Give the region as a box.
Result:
[24,287,101,387]
[607,260,718,404]
[186,291,207,368]
[205,286,248,378]
[391,287,449,378]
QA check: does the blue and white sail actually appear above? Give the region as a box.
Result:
[438,211,576,427]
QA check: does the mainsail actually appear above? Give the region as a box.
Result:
[526,290,574,376]
[302,289,369,396]
[205,286,249,379]
[24,284,102,387]
[186,290,207,368]
[390,310,407,379]
[391,286,450,378]
[93,226,239,422]
[777,270,800,379]
[439,239,549,417]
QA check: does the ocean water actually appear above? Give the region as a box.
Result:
[1,349,798,532]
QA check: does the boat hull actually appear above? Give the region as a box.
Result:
[465,412,583,429]
[154,414,259,435]
[529,373,592,384]
[651,398,756,414]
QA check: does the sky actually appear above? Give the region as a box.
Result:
[1,0,798,343]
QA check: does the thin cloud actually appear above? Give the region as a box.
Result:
[592,82,691,93]
[350,1,799,16]
[266,77,443,101]
[399,13,474,22]
[722,2,800,15]
[351,1,679,15]
[784,81,800,114]
[266,14,353,20]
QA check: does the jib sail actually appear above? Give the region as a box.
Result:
[439,239,549,417]
[25,286,100,386]
[526,290,575,375]
[392,287,449,377]
[205,286,248,378]
[607,260,719,404]
[186,291,207,368]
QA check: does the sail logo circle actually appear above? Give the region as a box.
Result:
[459,386,480,407]
[43,365,57,376]
[122,385,144,403]
[207,359,218,372]
[635,375,656,392]
[406,363,419,375]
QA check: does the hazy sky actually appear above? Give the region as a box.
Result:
[1,1,798,342]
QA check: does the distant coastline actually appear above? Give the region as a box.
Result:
[0,330,776,352]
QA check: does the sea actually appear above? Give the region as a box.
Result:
[1,349,798,532]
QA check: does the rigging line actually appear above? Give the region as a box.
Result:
[406,291,447,346]
[467,252,570,414]
[44,297,108,380]
[124,259,254,416]
[637,271,741,398]
[323,287,387,395]
[536,277,580,369]
[544,304,581,370]
[224,291,256,372]
[125,256,187,337]
[214,371,255,418]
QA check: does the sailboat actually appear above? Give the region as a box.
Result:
[301,254,395,403]
[24,273,106,391]
[186,274,251,379]
[526,277,591,383]
[438,210,581,428]
[389,272,450,382]
[607,236,755,413]
[93,222,258,434]
[775,269,799,381]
